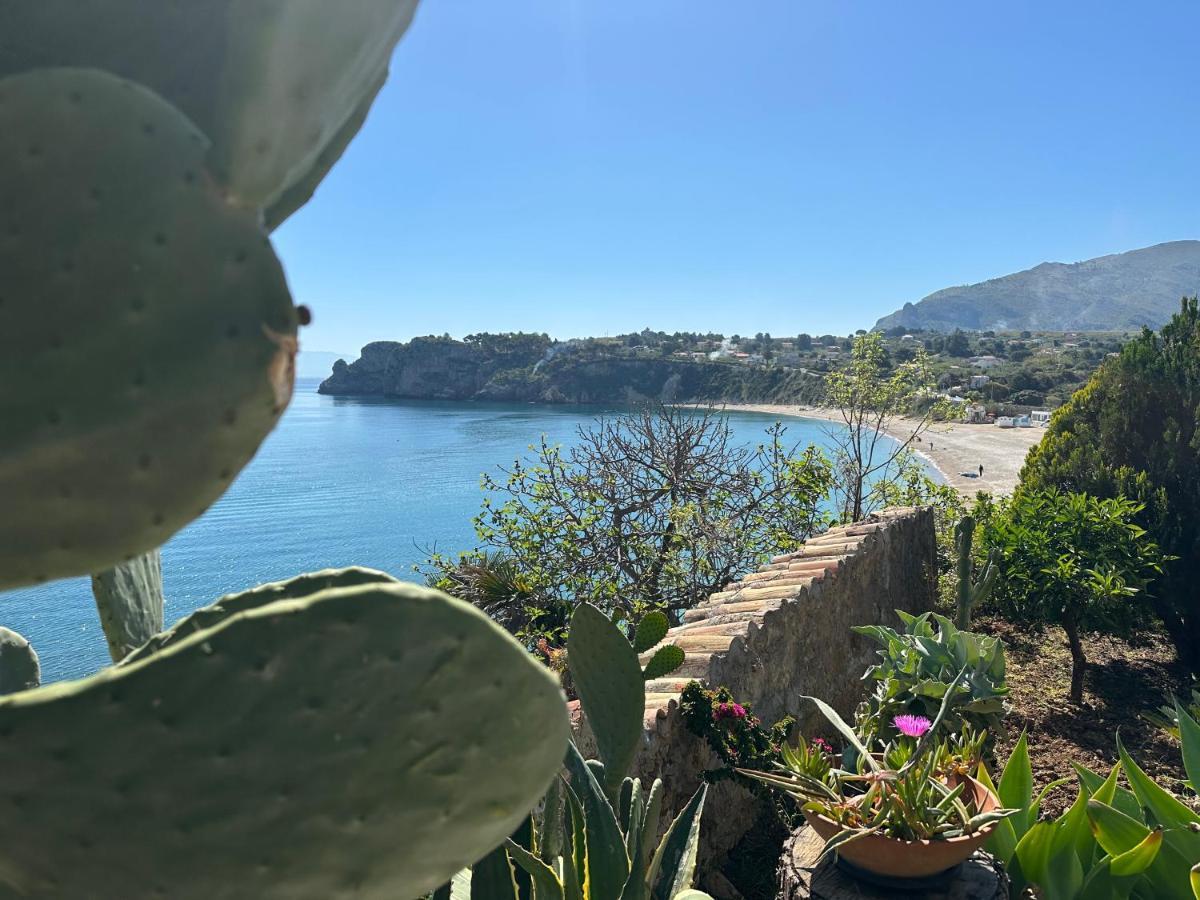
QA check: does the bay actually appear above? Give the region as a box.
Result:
[1,378,912,682]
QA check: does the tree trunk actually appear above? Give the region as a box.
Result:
[1062,612,1087,705]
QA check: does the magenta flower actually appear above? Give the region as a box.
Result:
[811,737,833,754]
[893,714,933,738]
[713,701,747,722]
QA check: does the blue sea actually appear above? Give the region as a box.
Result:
[1,379,905,682]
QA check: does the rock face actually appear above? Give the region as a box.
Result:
[319,337,824,405]
[875,240,1200,332]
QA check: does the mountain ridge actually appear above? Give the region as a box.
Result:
[875,240,1200,332]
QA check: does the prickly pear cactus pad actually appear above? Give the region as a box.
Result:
[0,627,40,694]
[120,566,398,666]
[0,583,570,899]
[92,549,165,663]
[0,68,298,590]
[0,0,420,225]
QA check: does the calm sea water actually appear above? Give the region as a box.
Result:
[1,379,900,682]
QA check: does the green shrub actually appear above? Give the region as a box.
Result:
[853,611,1008,747]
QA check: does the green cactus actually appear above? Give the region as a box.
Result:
[954,515,1000,629]
[462,603,712,900]
[119,566,397,666]
[0,627,40,695]
[0,580,569,898]
[0,67,298,590]
[0,0,420,226]
[91,550,165,663]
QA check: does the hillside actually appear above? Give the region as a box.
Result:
[317,335,826,405]
[875,240,1200,332]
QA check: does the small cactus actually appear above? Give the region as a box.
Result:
[954,515,1000,629]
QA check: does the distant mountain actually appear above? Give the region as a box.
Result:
[874,241,1200,333]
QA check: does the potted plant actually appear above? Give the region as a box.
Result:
[740,675,1017,881]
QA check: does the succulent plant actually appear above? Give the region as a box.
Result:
[0,579,569,898]
[91,549,165,663]
[0,0,419,228]
[0,627,40,695]
[119,566,397,666]
[0,66,298,590]
[953,515,1000,630]
[460,602,712,900]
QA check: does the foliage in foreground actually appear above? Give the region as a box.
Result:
[853,611,1008,748]
[448,603,712,900]
[983,705,1200,900]
[428,404,833,643]
[1019,297,1200,673]
[739,681,1015,849]
[978,488,1167,704]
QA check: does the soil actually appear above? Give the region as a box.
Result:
[976,615,1195,816]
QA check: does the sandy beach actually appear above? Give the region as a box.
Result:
[724,404,1045,496]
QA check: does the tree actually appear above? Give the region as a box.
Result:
[978,489,1165,704]
[429,405,833,642]
[1019,297,1200,672]
[796,333,813,351]
[824,332,946,521]
[945,330,971,357]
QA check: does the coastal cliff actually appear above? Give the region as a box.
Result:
[318,335,824,405]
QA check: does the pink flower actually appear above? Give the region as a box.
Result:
[893,714,933,738]
[811,737,832,754]
[713,701,747,722]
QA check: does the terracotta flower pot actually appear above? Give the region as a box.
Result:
[803,776,1001,879]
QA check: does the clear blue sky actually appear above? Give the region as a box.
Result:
[275,1,1199,357]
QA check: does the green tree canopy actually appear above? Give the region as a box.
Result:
[1018,297,1200,671]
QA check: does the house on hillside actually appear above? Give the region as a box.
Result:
[963,404,988,424]
[1031,409,1052,426]
[969,374,991,389]
[969,355,1002,369]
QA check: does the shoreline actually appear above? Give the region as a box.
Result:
[721,403,1045,496]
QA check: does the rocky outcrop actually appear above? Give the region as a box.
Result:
[319,338,824,405]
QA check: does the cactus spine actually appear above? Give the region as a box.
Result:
[954,515,1000,629]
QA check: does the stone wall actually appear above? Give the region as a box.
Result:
[571,506,937,893]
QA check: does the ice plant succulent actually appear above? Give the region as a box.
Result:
[738,674,1017,858]
[894,714,932,738]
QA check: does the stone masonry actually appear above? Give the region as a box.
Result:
[571,506,937,891]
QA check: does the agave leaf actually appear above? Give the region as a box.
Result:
[647,784,707,900]
[998,731,1035,836]
[471,842,520,900]
[1116,734,1199,829]
[564,743,630,900]
[1108,829,1162,878]
[1175,700,1200,793]
[1013,820,1055,887]
[801,695,880,773]
[978,764,1018,864]
[1074,762,1142,821]
[562,785,586,900]
[1190,861,1199,899]
[505,840,565,900]
[639,779,664,874]
[540,777,567,864]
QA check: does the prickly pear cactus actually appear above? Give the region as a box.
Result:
[0,0,420,226]
[91,549,165,663]
[0,582,569,899]
[0,627,40,695]
[119,566,398,666]
[0,68,298,590]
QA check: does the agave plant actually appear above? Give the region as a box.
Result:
[738,673,1017,857]
[984,702,1200,899]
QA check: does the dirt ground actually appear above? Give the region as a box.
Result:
[975,616,1194,816]
[723,404,1045,496]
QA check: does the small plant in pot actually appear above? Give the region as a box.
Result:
[739,674,1018,882]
